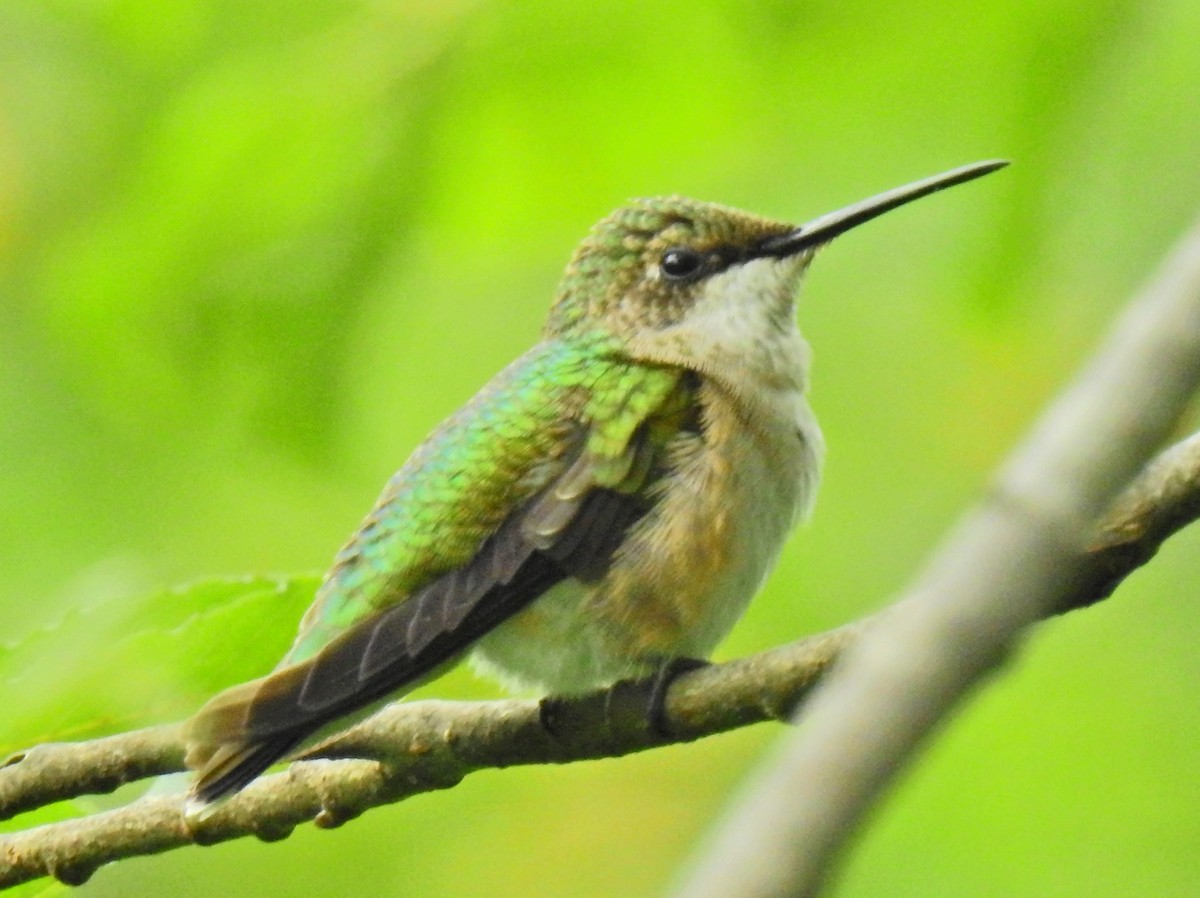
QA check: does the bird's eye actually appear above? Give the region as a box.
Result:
[660,248,704,281]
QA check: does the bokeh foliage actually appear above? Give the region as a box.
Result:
[2,1,1198,896]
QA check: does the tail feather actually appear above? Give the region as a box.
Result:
[183,672,313,810]
[185,735,302,814]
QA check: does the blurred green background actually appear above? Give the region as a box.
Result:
[2,0,1199,895]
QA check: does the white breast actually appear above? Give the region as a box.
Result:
[472,254,825,695]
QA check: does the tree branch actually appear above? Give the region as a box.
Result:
[1,726,183,825]
[2,421,1199,890]
[0,627,860,889]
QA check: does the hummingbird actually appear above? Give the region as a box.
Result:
[183,160,1007,809]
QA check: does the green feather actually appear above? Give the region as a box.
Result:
[285,334,688,664]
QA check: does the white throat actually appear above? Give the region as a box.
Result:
[629,254,814,411]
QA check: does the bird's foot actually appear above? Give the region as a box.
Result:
[538,695,567,737]
[645,656,710,737]
[537,656,710,741]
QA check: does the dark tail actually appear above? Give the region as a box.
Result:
[182,474,646,809]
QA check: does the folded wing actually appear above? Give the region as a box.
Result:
[184,358,693,806]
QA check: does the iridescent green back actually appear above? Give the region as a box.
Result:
[285,333,684,664]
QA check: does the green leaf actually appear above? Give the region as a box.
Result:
[7,877,72,898]
[0,575,320,756]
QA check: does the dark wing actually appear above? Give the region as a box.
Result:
[183,450,651,807]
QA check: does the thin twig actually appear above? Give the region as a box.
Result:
[0,628,857,888]
[1,726,183,824]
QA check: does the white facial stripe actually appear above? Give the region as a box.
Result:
[684,255,808,348]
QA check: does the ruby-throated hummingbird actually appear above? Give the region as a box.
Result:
[184,160,1007,808]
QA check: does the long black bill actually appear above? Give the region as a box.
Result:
[757,159,1008,259]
